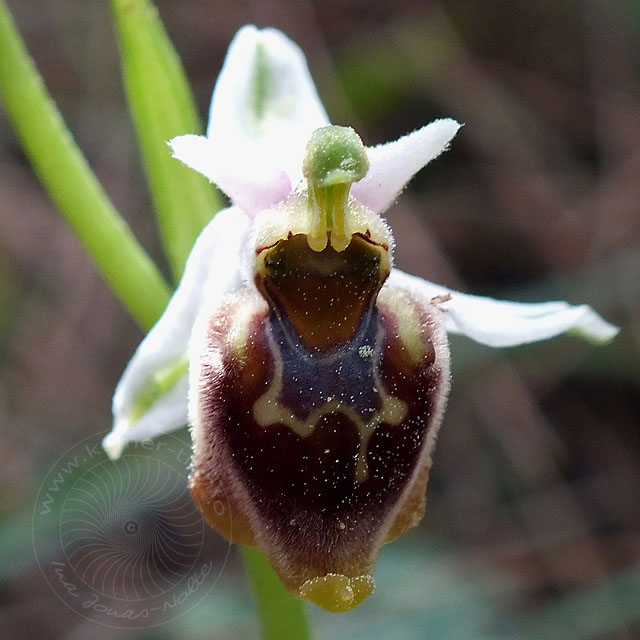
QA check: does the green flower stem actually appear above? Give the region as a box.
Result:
[110,0,223,281]
[0,0,170,329]
[240,546,312,640]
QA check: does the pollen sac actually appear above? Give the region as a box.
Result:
[189,223,450,612]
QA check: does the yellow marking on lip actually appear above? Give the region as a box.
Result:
[377,287,426,366]
[228,298,259,360]
[252,321,407,483]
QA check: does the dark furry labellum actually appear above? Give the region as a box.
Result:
[189,231,450,612]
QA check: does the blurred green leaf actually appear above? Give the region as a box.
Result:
[110,0,223,281]
[0,0,170,329]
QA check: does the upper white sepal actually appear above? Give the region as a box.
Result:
[169,26,330,214]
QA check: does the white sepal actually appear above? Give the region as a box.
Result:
[387,269,619,347]
[171,25,329,214]
[104,207,250,459]
[104,376,189,460]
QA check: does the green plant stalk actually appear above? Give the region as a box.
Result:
[0,0,170,329]
[110,0,222,281]
[240,546,312,640]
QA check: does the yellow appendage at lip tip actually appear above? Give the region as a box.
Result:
[299,573,374,613]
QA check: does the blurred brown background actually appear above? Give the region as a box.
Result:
[1,1,639,638]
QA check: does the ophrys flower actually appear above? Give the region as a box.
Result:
[103,26,618,612]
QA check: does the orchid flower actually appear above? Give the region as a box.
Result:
[103,26,618,612]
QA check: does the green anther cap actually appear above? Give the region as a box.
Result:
[303,125,369,187]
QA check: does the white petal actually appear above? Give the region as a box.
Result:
[206,25,329,191]
[352,119,461,213]
[104,207,251,459]
[169,135,292,215]
[387,269,619,347]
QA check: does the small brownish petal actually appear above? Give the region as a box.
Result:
[189,274,450,611]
